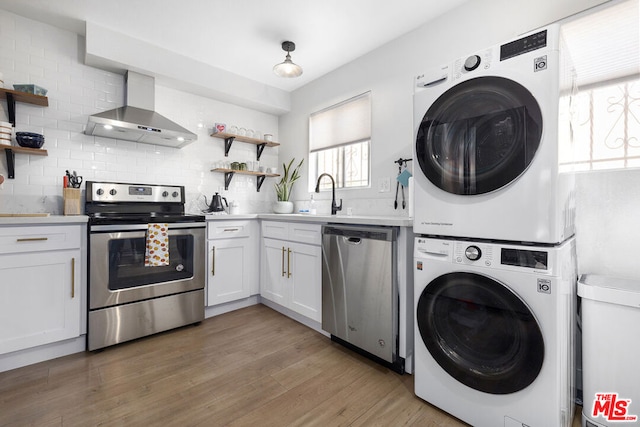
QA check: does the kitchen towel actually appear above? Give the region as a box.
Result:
[397,169,412,187]
[144,223,170,267]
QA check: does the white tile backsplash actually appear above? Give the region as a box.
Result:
[0,9,279,215]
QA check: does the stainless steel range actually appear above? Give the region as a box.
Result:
[85,181,205,351]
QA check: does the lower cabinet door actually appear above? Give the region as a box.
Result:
[0,250,81,355]
[261,238,321,322]
[289,242,322,322]
[260,238,288,306]
[207,238,251,306]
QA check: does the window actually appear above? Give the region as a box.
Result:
[560,0,640,171]
[309,92,371,190]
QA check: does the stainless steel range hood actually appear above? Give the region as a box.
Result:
[85,71,197,148]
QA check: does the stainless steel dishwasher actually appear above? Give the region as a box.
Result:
[321,224,403,373]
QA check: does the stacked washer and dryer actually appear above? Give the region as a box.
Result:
[412,25,578,427]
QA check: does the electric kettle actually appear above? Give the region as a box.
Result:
[204,192,228,213]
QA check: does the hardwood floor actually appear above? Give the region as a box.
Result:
[0,305,582,426]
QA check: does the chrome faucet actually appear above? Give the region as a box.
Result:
[315,173,342,215]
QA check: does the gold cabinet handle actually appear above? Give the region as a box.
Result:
[281,246,286,277]
[17,237,48,242]
[211,246,216,276]
[71,257,75,299]
[287,248,292,278]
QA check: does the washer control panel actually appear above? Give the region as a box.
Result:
[454,242,494,266]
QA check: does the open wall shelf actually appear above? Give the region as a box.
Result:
[1,146,48,179]
[0,88,49,127]
[210,132,279,161]
[0,88,49,179]
[211,168,279,192]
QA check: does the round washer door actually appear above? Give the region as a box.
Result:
[416,272,544,394]
[415,76,543,195]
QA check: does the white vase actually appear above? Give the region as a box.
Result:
[273,201,294,214]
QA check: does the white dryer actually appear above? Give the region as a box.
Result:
[412,25,575,244]
[414,236,576,427]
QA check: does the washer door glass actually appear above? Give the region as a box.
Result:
[416,76,543,195]
[416,272,544,394]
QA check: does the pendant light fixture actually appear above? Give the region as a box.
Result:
[273,41,303,78]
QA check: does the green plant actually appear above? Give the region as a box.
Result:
[275,158,304,201]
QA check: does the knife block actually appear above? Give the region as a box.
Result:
[63,188,82,215]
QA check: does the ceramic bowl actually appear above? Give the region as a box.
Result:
[15,132,45,148]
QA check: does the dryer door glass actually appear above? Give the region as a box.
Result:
[416,76,542,195]
[416,271,544,394]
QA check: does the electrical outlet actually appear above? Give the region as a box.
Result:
[378,177,391,193]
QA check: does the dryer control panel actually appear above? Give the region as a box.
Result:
[454,48,493,80]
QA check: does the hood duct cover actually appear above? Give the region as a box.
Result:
[85,71,197,148]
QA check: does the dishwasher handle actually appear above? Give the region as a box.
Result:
[344,236,362,245]
[322,224,396,242]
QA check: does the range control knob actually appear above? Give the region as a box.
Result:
[465,245,482,261]
[162,191,169,197]
[172,191,179,198]
[96,188,104,196]
[109,189,117,196]
[464,55,481,72]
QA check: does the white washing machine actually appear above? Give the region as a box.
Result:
[414,236,576,427]
[412,25,575,244]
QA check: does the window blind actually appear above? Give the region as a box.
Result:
[561,0,640,88]
[309,91,371,152]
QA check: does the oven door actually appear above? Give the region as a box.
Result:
[89,223,205,310]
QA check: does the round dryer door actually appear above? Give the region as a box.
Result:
[416,272,544,394]
[416,76,543,195]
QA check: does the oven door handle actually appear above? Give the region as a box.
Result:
[90,222,205,232]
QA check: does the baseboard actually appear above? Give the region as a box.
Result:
[0,335,86,373]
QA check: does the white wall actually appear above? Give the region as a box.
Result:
[2,1,635,279]
[0,9,280,215]
[280,0,635,279]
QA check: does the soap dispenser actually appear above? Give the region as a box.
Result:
[309,194,317,215]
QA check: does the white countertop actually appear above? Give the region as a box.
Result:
[0,213,410,227]
[0,215,89,225]
[205,213,412,227]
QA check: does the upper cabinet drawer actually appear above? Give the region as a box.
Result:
[262,221,289,240]
[262,221,322,246]
[207,220,252,239]
[288,222,321,246]
[0,225,82,254]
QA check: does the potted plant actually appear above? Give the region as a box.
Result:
[273,158,304,214]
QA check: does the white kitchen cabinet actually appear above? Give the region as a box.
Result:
[260,221,322,322]
[0,225,82,355]
[206,220,258,306]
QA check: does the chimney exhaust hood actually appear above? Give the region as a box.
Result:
[85,71,197,148]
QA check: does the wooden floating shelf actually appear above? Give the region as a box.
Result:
[210,132,279,161]
[1,145,48,156]
[211,168,280,192]
[0,88,49,179]
[211,168,279,177]
[1,145,48,180]
[210,132,279,147]
[0,88,49,107]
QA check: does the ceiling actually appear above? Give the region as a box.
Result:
[0,0,470,92]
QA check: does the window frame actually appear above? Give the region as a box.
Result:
[309,91,372,191]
